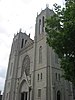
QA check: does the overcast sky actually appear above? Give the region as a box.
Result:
[0,0,65,93]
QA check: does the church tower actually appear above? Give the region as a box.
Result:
[32,6,54,100]
[33,6,54,100]
[32,6,73,100]
[3,30,21,100]
[3,29,34,100]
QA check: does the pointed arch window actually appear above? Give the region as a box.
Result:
[55,73,57,80]
[21,39,24,48]
[58,74,60,81]
[57,91,61,100]
[39,19,41,34]
[6,93,8,100]
[21,55,30,76]
[38,89,41,98]
[38,74,39,81]
[42,16,45,32]
[41,73,42,80]
[39,46,42,63]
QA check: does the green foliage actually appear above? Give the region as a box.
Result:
[45,0,75,84]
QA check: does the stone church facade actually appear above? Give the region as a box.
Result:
[3,7,73,100]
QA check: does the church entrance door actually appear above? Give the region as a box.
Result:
[21,92,27,100]
[57,91,60,100]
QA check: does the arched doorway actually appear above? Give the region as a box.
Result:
[57,91,61,100]
[19,80,29,100]
[21,92,27,100]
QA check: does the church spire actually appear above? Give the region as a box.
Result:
[46,4,49,8]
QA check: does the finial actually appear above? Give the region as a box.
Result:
[29,33,30,37]
[46,4,49,8]
[41,8,42,11]
[19,28,22,33]
[37,12,38,16]
[0,91,1,95]
[14,34,16,37]
[17,31,18,34]
[25,31,26,33]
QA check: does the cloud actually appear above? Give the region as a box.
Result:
[21,0,33,4]
[0,66,7,78]
[0,25,7,34]
[0,77,5,92]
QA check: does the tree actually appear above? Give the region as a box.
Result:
[45,0,75,85]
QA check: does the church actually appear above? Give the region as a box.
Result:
[3,6,73,100]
